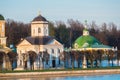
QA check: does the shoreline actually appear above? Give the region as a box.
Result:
[1,69,120,78]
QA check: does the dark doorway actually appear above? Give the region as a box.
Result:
[24,61,27,69]
[52,60,56,68]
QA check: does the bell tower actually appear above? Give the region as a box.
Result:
[0,14,7,47]
[31,14,49,37]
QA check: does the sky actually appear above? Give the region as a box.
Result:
[0,0,120,28]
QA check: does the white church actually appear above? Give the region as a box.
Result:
[16,14,64,70]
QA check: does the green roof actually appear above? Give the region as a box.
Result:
[91,44,112,48]
[0,14,4,20]
[73,35,101,48]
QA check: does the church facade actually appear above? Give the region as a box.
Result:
[17,14,64,70]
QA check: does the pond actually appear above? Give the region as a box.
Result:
[1,74,120,80]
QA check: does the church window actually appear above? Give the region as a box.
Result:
[38,28,41,33]
[51,49,54,53]
[58,49,60,53]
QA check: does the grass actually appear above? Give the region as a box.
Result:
[1,66,120,73]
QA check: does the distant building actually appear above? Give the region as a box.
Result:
[73,25,112,50]
[17,14,64,70]
[72,22,112,68]
[0,14,7,47]
[0,14,11,70]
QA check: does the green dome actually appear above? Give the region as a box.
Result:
[0,14,4,20]
[73,35,101,48]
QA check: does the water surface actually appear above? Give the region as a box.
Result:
[1,74,120,80]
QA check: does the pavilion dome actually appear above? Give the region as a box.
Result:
[73,29,101,49]
[32,14,47,22]
[0,14,4,20]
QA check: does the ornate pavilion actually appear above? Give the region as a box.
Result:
[69,22,113,68]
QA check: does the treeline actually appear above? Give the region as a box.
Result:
[5,19,31,46]
[5,19,120,50]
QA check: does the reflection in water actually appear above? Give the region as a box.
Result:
[1,74,120,80]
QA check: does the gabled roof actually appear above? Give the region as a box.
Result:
[26,36,54,45]
[17,39,32,46]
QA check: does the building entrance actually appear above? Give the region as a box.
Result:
[52,60,56,68]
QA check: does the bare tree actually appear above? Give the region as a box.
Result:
[117,50,120,66]
[60,51,70,68]
[73,51,83,68]
[40,51,50,69]
[7,51,17,70]
[70,51,75,69]
[22,53,29,69]
[28,51,37,70]
[0,51,5,71]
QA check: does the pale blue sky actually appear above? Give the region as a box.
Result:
[0,0,120,28]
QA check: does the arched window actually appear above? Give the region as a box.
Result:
[38,28,41,33]
[44,27,47,35]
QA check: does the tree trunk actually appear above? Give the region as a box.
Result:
[38,57,40,70]
[11,61,13,70]
[99,59,102,67]
[72,60,74,69]
[24,61,27,70]
[108,60,110,67]
[42,61,44,69]
[78,59,80,68]
[64,59,66,68]
[91,60,94,68]
[117,59,119,66]
[86,59,89,68]
[96,60,99,67]
[112,59,114,67]
[0,64,2,71]
[33,63,34,70]
[63,60,65,68]
[95,60,97,67]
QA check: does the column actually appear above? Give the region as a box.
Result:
[82,54,87,68]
